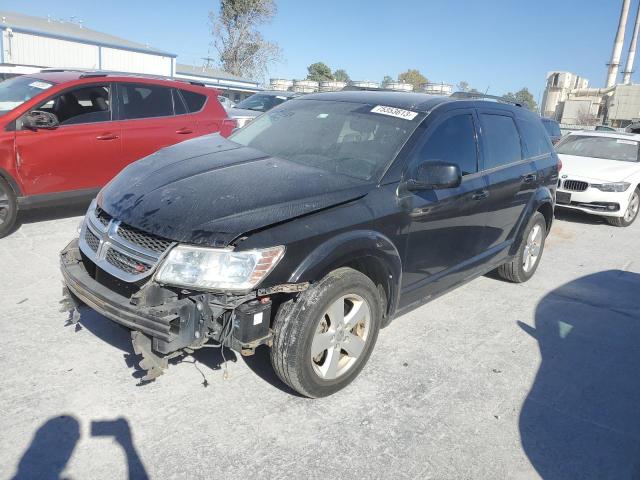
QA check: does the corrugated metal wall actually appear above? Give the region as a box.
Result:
[4,31,98,69]
[100,47,172,76]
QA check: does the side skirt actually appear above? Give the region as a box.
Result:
[17,188,99,210]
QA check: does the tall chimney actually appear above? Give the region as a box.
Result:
[623,1,640,84]
[607,0,631,88]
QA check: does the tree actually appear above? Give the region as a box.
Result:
[307,62,334,82]
[457,80,470,92]
[382,75,394,86]
[503,87,537,111]
[210,0,281,80]
[398,69,428,91]
[333,69,350,83]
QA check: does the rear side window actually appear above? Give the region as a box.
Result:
[119,84,174,119]
[415,114,478,175]
[542,120,561,137]
[172,89,187,115]
[180,90,207,113]
[518,118,553,157]
[480,114,522,169]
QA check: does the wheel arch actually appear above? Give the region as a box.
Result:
[0,168,21,197]
[509,187,554,257]
[288,230,402,326]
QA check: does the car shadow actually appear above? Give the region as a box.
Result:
[7,201,91,237]
[553,207,607,225]
[63,300,237,387]
[241,345,304,396]
[519,270,640,479]
[10,415,149,479]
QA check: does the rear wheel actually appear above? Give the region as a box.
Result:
[0,177,17,239]
[606,188,639,227]
[497,211,547,283]
[270,267,382,398]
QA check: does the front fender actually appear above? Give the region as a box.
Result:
[289,230,402,322]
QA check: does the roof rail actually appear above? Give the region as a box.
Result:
[40,68,209,87]
[450,91,522,107]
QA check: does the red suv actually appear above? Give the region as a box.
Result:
[0,70,235,237]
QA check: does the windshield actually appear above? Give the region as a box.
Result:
[229,99,423,180]
[556,135,639,162]
[0,76,55,115]
[235,93,288,112]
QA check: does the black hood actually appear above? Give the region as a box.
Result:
[99,134,372,247]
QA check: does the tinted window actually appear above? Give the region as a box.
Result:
[119,84,173,119]
[542,119,561,137]
[180,90,207,113]
[235,93,287,112]
[518,118,553,157]
[480,114,522,169]
[35,84,111,125]
[415,114,478,175]
[172,89,187,115]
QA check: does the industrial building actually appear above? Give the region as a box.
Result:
[268,77,454,95]
[0,10,259,99]
[541,0,640,127]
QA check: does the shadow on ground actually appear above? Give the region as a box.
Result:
[553,208,607,225]
[519,269,640,479]
[11,415,148,480]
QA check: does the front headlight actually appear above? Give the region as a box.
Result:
[155,245,285,292]
[592,182,631,192]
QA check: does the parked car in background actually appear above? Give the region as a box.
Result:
[217,95,235,109]
[0,70,235,237]
[61,91,558,397]
[226,90,299,128]
[595,125,616,132]
[541,117,562,144]
[555,131,640,226]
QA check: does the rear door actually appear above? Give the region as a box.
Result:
[14,82,122,195]
[115,82,199,165]
[477,109,537,253]
[400,109,492,303]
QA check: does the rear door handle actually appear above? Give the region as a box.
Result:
[472,190,489,201]
[522,173,537,183]
[176,128,193,135]
[96,133,118,141]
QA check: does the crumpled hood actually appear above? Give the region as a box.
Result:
[98,134,372,246]
[558,154,640,182]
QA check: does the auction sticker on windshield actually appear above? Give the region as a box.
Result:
[371,105,418,120]
[29,81,53,90]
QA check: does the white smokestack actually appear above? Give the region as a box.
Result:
[607,0,631,88]
[623,1,640,84]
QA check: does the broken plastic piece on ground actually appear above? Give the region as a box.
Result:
[131,331,168,382]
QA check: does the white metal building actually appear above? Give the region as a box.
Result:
[0,10,261,100]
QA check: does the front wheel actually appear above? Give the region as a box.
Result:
[0,177,18,239]
[607,188,639,227]
[270,267,382,398]
[497,211,547,283]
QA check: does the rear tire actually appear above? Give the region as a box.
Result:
[497,211,547,283]
[0,177,18,239]
[606,188,639,227]
[270,267,382,398]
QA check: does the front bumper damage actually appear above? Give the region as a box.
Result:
[60,239,307,381]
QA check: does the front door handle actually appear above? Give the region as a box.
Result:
[472,189,489,201]
[522,173,537,183]
[176,128,193,135]
[96,133,118,141]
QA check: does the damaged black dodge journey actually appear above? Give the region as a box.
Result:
[61,91,559,397]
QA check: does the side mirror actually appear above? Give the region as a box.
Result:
[407,161,462,190]
[22,110,60,131]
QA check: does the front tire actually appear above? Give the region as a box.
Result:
[497,211,547,283]
[0,177,18,239]
[606,187,639,227]
[270,267,382,398]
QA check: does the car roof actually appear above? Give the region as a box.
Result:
[23,69,210,89]
[567,130,640,140]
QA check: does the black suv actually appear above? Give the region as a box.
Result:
[61,91,559,397]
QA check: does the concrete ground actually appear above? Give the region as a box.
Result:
[1,204,639,480]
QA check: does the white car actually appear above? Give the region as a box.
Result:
[555,131,640,226]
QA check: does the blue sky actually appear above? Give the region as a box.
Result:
[2,0,637,100]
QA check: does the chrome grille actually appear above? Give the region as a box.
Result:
[77,200,174,283]
[116,223,172,254]
[84,228,100,252]
[563,180,588,192]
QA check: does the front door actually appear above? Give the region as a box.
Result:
[400,109,492,306]
[15,83,122,196]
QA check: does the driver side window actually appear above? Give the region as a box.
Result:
[34,84,111,126]
[414,114,478,176]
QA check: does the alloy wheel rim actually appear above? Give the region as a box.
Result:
[523,224,542,273]
[0,184,9,225]
[624,192,639,222]
[310,293,371,380]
